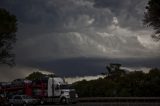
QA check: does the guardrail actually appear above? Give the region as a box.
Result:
[78,97,160,103]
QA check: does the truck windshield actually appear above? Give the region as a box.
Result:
[60,85,74,89]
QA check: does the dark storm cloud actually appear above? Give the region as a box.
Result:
[0,0,148,32]
[23,57,160,77]
[92,0,148,30]
[0,0,63,36]
[1,0,60,23]
[0,0,160,77]
[0,0,114,33]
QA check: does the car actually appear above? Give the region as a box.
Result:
[9,95,38,106]
[0,94,9,106]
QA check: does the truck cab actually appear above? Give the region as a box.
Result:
[47,77,78,104]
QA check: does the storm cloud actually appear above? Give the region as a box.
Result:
[0,0,160,78]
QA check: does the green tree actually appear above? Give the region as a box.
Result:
[106,63,125,80]
[0,8,17,65]
[73,68,160,97]
[144,0,160,40]
[26,72,45,80]
[26,71,55,80]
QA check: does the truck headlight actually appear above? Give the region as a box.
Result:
[66,94,70,97]
[75,94,78,98]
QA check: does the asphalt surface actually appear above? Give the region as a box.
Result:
[38,102,160,106]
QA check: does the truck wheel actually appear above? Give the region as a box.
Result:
[10,103,14,106]
[40,100,44,105]
[60,97,68,104]
[72,101,77,104]
[23,103,27,106]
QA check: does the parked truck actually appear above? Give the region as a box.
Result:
[31,76,78,104]
[0,76,78,105]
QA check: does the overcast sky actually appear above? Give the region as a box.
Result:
[0,0,160,79]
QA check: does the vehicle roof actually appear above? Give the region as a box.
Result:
[13,95,30,97]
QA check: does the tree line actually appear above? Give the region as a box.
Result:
[73,68,160,97]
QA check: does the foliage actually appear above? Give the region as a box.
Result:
[25,72,45,80]
[106,63,126,80]
[144,0,160,40]
[73,68,160,97]
[0,8,17,65]
[25,71,55,80]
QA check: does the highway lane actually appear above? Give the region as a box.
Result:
[38,102,160,106]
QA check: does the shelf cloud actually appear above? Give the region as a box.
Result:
[0,0,160,78]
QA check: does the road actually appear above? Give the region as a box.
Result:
[38,102,160,106]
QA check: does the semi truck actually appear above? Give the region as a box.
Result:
[0,76,78,105]
[31,76,78,104]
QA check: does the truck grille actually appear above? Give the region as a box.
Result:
[69,91,76,98]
